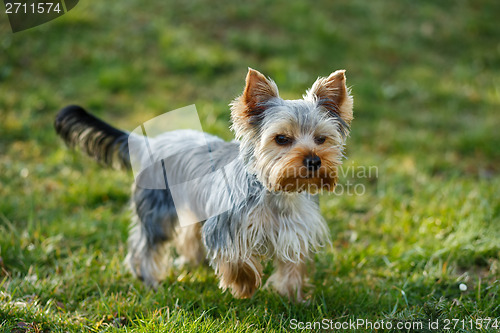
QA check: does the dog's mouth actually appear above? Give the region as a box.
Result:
[275,175,336,193]
[303,172,320,179]
[268,166,338,193]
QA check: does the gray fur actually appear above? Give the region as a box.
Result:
[55,70,353,299]
[126,127,330,286]
[126,99,345,287]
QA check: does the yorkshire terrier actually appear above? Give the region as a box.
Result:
[54,68,353,302]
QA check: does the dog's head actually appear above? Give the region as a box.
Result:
[231,68,353,193]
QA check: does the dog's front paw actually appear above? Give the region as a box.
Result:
[264,273,306,303]
[216,258,263,299]
[223,279,258,299]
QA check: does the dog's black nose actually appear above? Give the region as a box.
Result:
[303,155,321,171]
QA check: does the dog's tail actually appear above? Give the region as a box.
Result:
[54,105,131,170]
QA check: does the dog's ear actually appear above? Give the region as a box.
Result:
[231,69,279,134]
[242,68,279,110]
[308,70,353,125]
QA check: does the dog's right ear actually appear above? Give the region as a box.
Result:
[231,69,279,134]
[242,68,279,110]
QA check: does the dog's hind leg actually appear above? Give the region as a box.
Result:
[172,216,205,269]
[126,185,178,289]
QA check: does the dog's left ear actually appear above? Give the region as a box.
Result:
[307,70,353,125]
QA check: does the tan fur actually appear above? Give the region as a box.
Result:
[211,191,327,301]
[126,222,172,289]
[216,256,263,298]
[306,70,354,125]
[230,68,280,140]
[268,145,340,193]
[265,260,307,302]
[127,210,206,288]
[243,68,279,108]
[124,68,353,303]
[173,221,205,267]
[254,128,343,192]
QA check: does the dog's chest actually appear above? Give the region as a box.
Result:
[243,194,325,262]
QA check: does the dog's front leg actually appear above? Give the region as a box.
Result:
[215,256,263,299]
[265,260,307,302]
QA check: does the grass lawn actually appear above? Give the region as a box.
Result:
[1,0,499,331]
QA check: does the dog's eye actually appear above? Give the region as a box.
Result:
[275,135,292,145]
[314,136,326,145]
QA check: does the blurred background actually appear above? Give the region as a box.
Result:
[0,0,499,330]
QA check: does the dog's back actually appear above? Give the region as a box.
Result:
[54,105,245,288]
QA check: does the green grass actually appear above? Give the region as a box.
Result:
[1,0,499,331]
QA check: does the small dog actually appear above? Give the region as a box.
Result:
[55,68,353,302]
